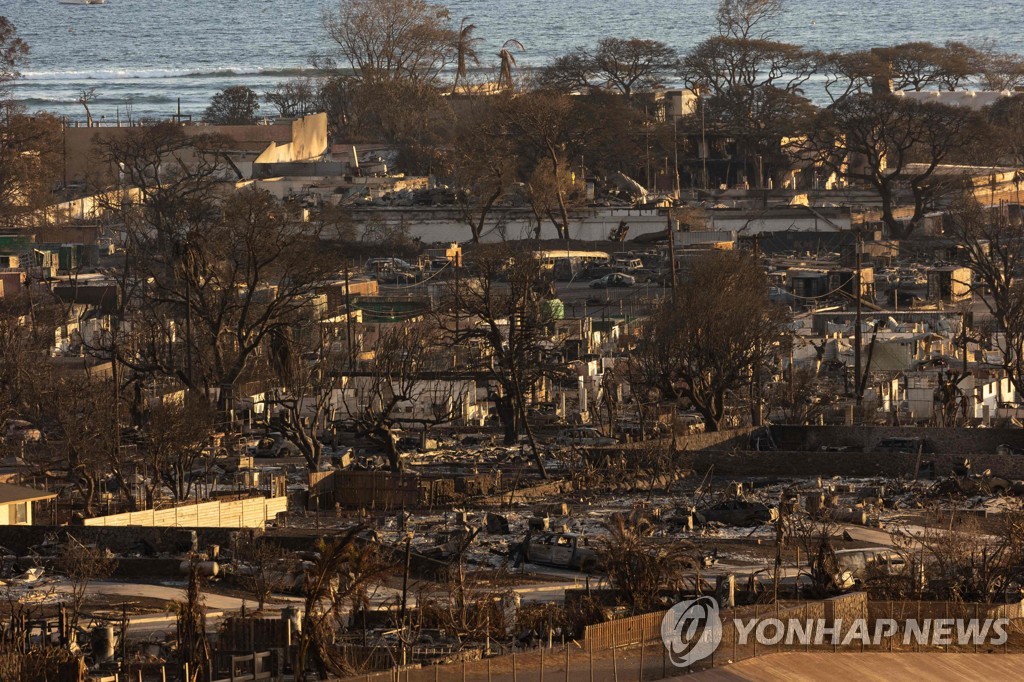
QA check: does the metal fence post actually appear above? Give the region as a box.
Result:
[944,602,949,654]
[565,641,570,682]
[1003,604,1008,654]
[612,631,619,682]
[639,638,645,682]
[916,601,921,653]
[889,601,894,653]
[805,604,810,653]
[753,604,758,658]
[974,603,980,654]
[540,644,545,682]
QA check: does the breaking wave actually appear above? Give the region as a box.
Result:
[18,66,321,82]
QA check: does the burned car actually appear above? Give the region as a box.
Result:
[832,547,919,590]
[695,500,778,526]
[516,532,602,572]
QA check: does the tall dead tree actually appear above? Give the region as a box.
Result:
[440,245,567,477]
[635,251,788,431]
[337,322,462,471]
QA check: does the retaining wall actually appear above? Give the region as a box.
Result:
[673,428,754,452]
[770,426,1024,455]
[679,449,1024,479]
[0,525,198,554]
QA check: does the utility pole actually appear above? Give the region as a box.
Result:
[645,106,652,190]
[673,115,680,198]
[962,310,968,376]
[61,116,68,189]
[667,213,678,297]
[454,251,461,334]
[854,230,863,409]
[343,261,355,369]
[399,533,413,666]
[184,251,193,388]
[701,93,708,192]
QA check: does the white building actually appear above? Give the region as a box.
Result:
[0,483,55,526]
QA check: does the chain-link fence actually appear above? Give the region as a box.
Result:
[341,598,1024,682]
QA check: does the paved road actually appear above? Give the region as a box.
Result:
[71,577,581,637]
[685,652,1024,681]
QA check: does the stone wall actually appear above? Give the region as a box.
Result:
[825,592,869,623]
[680,450,1024,479]
[674,428,754,452]
[770,425,1024,455]
[0,525,197,555]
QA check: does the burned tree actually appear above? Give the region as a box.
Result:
[890,506,1024,602]
[263,323,348,471]
[496,91,583,240]
[441,245,566,476]
[138,398,217,505]
[988,93,1024,166]
[105,180,335,418]
[784,511,846,598]
[0,17,60,228]
[681,0,817,186]
[449,96,518,243]
[946,195,1024,397]
[93,121,230,234]
[21,369,120,517]
[715,0,784,40]
[597,509,701,614]
[232,536,296,611]
[322,0,456,87]
[0,111,61,229]
[807,93,977,238]
[265,77,319,117]
[338,321,462,472]
[540,38,679,97]
[57,535,116,636]
[296,528,387,680]
[178,564,212,682]
[636,251,788,431]
[204,86,260,125]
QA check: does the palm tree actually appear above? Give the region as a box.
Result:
[452,18,481,95]
[498,39,525,90]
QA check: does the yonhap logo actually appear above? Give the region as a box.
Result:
[661,596,723,666]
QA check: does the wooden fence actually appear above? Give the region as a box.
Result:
[220,617,293,651]
[583,609,665,649]
[82,496,288,528]
[307,471,457,510]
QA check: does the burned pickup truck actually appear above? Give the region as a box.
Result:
[515,532,602,572]
[515,531,715,573]
[695,499,778,526]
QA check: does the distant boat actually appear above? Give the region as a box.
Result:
[60,0,108,5]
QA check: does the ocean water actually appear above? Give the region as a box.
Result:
[0,0,1021,121]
